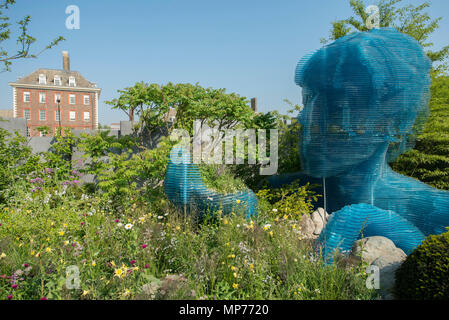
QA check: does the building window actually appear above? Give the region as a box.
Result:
[39,110,46,121]
[55,93,61,104]
[24,109,31,121]
[69,76,76,87]
[39,74,46,85]
[26,127,31,137]
[84,112,90,121]
[54,76,61,86]
[55,110,61,122]
[23,92,30,103]
[69,94,76,104]
[84,95,90,105]
[70,111,76,121]
[39,92,46,103]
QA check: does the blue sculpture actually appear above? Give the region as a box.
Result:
[164,147,258,220]
[290,28,449,261]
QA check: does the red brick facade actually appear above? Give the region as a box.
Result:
[9,52,101,137]
[14,87,98,136]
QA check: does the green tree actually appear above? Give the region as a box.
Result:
[322,0,449,69]
[0,0,64,72]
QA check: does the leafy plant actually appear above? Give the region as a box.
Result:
[394,230,449,299]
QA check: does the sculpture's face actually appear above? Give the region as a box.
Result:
[298,85,387,178]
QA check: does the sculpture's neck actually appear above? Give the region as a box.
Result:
[333,142,390,204]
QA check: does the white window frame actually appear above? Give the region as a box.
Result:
[83,111,90,121]
[39,74,46,85]
[24,109,31,121]
[84,95,90,105]
[39,110,46,121]
[23,92,30,103]
[55,110,61,122]
[69,76,76,87]
[26,127,31,137]
[69,94,76,105]
[39,92,46,103]
[69,111,76,121]
[55,93,61,104]
[54,75,61,86]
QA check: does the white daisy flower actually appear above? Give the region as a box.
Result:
[124,223,133,230]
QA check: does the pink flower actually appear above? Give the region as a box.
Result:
[11,284,18,289]
[130,260,136,265]
[23,263,29,268]
[141,244,147,249]
[114,219,119,223]
[81,222,85,226]
[144,264,150,269]
[40,297,48,300]
[7,295,12,300]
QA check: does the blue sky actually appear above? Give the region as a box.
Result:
[1,0,449,125]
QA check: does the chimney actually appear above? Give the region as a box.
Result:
[62,51,70,71]
[251,97,257,112]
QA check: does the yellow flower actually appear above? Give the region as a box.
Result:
[31,250,35,255]
[292,224,296,229]
[249,264,254,270]
[59,231,65,236]
[26,209,31,214]
[35,252,40,258]
[232,283,238,289]
[0,252,6,259]
[114,268,124,278]
[223,219,228,225]
[227,254,235,259]
[139,217,145,223]
[283,215,288,220]
[30,239,34,244]
[45,247,52,253]
[82,290,90,296]
[225,242,230,247]
[63,223,68,228]
[236,199,241,204]
[64,240,69,245]
[231,266,237,271]
[91,261,96,267]
[110,261,116,267]
[233,272,238,278]
[175,226,181,231]
[269,231,274,237]
[122,289,131,297]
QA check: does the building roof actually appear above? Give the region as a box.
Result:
[10,68,99,90]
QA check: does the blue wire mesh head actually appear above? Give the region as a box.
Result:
[296,28,431,177]
[164,146,258,219]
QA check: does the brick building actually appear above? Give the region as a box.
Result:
[9,51,101,136]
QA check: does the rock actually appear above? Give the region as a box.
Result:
[311,207,329,235]
[350,236,406,299]
[299,214,316,239]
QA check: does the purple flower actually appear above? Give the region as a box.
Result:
[72,180,80,184]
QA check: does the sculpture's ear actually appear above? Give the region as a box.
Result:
[295,49,318,87]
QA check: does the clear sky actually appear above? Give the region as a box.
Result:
[1,0,449,125]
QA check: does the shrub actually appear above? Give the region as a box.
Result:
[394,230,449,299]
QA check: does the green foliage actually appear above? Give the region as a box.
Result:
[0,127,36,203]
[394,230,449,299]
[106,82,256,143]
[322,0,449,68]
[256,180,320,221]
[391,72,449,189]
[0,0,64,72]
[199,164,248,194]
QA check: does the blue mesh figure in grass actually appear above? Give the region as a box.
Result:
[164,146,258,220]
[291,28,449,260]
